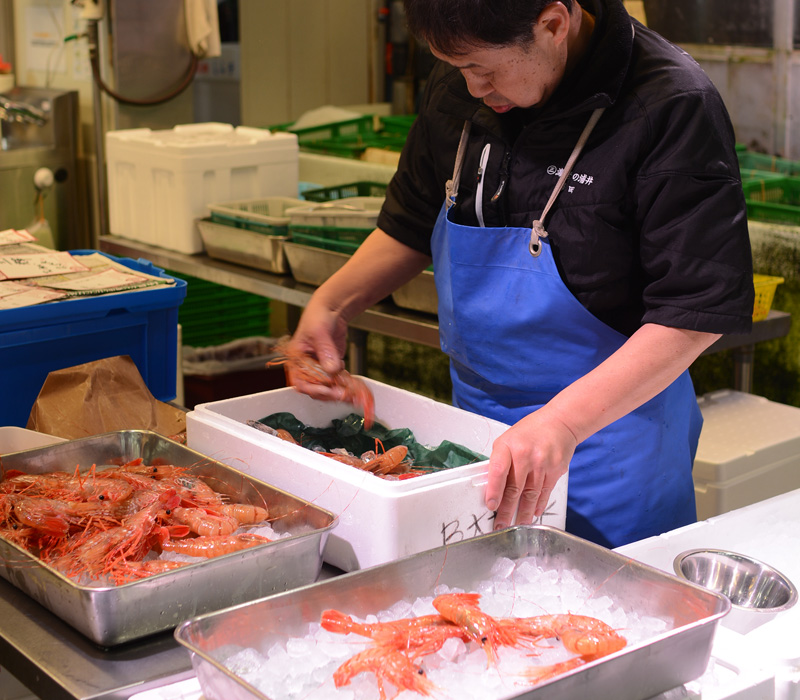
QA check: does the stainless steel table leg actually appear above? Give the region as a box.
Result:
[347,328,368,375]
[732,344,755,393]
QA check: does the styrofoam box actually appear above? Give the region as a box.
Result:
[693,390,800,520]
[106,123,299,254]
[186,378,568,571]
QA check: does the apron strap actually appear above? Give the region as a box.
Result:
[445,121,472,210]
[530,107,606,257]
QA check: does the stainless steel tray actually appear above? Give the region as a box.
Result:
[0,430,336,647]
[175,526,730,700]
[197,218,289,274]
[283,241,350,286]
[391,268,438,315]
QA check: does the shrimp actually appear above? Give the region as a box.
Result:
[160,533,272,558]
[170,506,239,537]
[321,445,410,477]
[502,614,627,660]
[109,559,190,585]
[52,489,180,578]
[269,336,375,429]
[432,592,517,667]
[216,503,269,525]
[332,646,438,700]
[361,445,409,476]
[321,609,469,658]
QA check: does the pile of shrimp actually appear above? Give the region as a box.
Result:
[252,421,426,480]
[322,593,627,699]
[220,559,671,700]
[0,458,275,586]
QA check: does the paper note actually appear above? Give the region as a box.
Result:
[0,229,37,245]
[0,252,91,280]
[36,268,156,292]
[0,287,66,309]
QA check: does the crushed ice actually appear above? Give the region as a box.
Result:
[217,556,671,700]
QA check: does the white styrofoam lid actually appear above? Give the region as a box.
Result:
[695,390,800,465]
[107,123,296,152]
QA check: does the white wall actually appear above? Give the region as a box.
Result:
[239,0,380,127]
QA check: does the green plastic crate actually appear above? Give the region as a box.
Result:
[379,114,417,137]
[270,115,374,142]
[302,181,388,202]
[271,115,410,159]
[166,271,271,347]
[289,230,362,255]
[208,197,306,235]
[740,168,786,183]
[738,150,800,176]
[743,176,800,225]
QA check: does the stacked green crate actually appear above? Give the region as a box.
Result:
[166,270,271,348]
[271,115,416,160]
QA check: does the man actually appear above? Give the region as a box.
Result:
[287,0,754,547]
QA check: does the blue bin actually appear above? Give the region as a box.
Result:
[0,250,187,428]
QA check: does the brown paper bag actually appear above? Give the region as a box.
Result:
[26,355,186,440]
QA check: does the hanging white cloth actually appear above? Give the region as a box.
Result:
[185,0,222,58]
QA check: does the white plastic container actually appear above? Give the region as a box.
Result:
[0,426,64,454]
[186,378,568,571]
[693,390,800,520]
[106,123,299,254]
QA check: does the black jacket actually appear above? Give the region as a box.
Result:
[377,0,754,337]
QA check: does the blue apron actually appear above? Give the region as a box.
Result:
[431,117,701,549]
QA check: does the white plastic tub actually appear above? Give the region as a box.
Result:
[693,390,800,520]
[106,123,299,254]
[186,378,568,571]
[0,426,64,454]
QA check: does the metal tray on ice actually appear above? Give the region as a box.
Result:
[175,525,729,700]
[0,430,336,647]
[197,218,289,274]
[283,241,350,286]
[391,268,438,315]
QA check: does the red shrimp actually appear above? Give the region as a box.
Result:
[170,507,239,537]
[501,614,627,660]
[269,337,375,429]
[332,646,438,700]
[432,592,517,667]
[160,533,272,558]
[216,503,269,525]
[321,609,469,659]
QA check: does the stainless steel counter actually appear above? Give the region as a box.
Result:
[0,575,193,700]
[99,235,792,391]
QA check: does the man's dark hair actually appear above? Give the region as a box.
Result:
[403,0,574,55]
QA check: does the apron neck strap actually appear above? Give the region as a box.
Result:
[445,121,472,210]
[530,106,606,257]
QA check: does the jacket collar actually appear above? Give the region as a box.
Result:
[436,0,634,131]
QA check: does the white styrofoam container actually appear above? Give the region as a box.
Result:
[0,426,65,454]
[692,390,800,520]
[106,123,299,254]
[186,378,568,571]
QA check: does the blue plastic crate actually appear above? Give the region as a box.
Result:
[0,250,187,428]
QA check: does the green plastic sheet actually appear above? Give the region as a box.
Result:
[256,412,486,472]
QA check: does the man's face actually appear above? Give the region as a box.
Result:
[429,11,570,112]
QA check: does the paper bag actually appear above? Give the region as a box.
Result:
[26,355,186,440]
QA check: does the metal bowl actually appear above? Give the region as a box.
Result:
[674,548,798,634]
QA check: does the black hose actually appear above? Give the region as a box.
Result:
[87,19,198,107]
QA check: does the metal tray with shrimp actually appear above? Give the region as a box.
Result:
[175,525,730,700]
[0,430,336,646]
